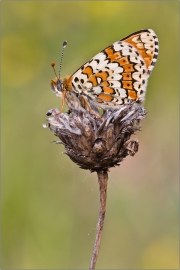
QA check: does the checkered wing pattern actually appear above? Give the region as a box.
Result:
[65,29,158,108]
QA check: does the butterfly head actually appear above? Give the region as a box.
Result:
[50,62,63,97]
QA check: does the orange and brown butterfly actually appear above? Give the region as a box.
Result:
[50,29,159,112]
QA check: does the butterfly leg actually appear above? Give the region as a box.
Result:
[60,90,66,113]
[53,90,66,116]
[81,96,102,121]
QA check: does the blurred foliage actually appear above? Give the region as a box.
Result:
[2,1,179,269]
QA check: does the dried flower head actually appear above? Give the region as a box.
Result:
[44,91,146,172]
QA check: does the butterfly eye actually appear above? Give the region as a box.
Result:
[57,79,63,92]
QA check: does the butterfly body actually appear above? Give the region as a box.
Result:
[51,29,158,110]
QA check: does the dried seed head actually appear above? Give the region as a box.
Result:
[45,93,146,172]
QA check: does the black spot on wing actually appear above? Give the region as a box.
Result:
[94,59,100,64]
[74,77,79,82]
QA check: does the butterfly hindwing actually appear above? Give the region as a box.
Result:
[66,29,159,108]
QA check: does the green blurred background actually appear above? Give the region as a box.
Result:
[2,1,179,269]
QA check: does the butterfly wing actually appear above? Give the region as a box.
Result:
[66,29,159,108]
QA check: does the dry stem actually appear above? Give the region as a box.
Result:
[89,170,108,269]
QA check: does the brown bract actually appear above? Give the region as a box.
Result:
[45,96,146,172]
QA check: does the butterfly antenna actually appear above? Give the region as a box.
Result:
[51,62,58,78]
[59,40,67,79]
[51,41,67,79]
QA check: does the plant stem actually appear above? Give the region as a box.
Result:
[89,170,108,269]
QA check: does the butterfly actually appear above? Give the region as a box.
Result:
[51,29,159,112]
